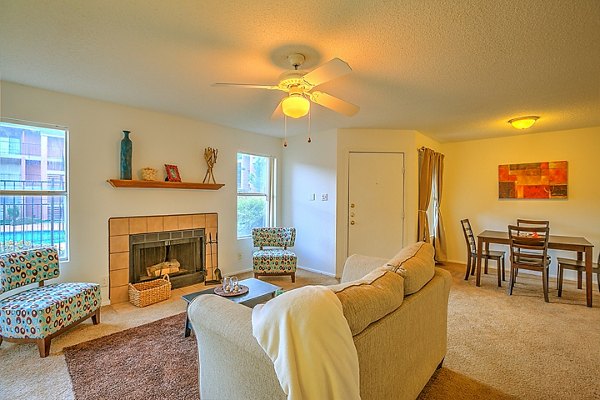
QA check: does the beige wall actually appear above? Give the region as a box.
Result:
[443,126,600,276]
[281,129,337,276]
[1,81,282,303]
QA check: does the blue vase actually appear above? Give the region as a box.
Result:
[120,130,132,180]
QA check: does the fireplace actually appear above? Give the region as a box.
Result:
[129,229,205,289]
[108,213,218,304]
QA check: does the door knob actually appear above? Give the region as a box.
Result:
[350,221,355,225]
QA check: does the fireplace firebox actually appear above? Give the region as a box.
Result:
[129,229,205,289]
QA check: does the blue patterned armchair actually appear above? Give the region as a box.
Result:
[252,227,297,282]
[0,247,101,357]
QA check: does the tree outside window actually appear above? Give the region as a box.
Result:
[237,153,273,238]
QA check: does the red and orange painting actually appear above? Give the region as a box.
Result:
[498,161,568,199]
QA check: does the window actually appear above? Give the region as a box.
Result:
[0,120,68,259]
[237,153,275,238]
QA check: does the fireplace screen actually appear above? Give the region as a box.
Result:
[130,229,204,289]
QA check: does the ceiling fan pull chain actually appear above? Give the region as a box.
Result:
[283,115,288,148]
[307,109,312,143]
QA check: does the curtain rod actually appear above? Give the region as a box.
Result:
[418,146,444,156]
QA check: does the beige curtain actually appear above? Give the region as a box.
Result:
[417,148,434,243]
[433,152,447,261]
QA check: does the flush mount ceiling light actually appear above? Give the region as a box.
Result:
[508,116,539,129]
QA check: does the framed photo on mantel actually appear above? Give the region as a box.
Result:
[165,164,182,182]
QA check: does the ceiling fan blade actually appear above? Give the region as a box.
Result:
[303,58,352,87]
[310,91,359,116]
[212,83,280,90]
[271,101,284,120]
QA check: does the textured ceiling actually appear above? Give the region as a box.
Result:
[1,0,599,142]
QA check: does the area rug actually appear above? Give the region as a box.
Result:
[64,313,199,400]
[64,310,516,400]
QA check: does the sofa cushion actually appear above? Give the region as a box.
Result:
[383,242,435,295]
[329,269,404,336]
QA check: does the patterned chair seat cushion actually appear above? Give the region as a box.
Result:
[0,282,101,339]
[253,249,297,273]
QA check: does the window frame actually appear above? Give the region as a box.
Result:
[236,151,276,239]
[0,118,70,261]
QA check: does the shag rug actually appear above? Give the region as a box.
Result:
[63,310,514,400]
[64,312,199,400]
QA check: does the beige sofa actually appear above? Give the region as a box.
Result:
[188,242,452,400]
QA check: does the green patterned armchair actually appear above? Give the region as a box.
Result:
[252,227,297,282]
[0,247,101,357]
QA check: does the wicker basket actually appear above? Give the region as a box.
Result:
[128,275,171,307]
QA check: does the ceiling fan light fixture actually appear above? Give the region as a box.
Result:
[508,116,539,129]
[282,93,310,118]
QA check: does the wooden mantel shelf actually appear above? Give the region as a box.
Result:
[107,179,224,190]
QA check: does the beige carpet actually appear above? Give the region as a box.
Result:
[1,265,599,399]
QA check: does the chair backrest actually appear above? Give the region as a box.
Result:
[0,247,60,294]
[252,227,296,249]
[507,225,550,269]
[460,219,477,255]
[516,219,550,228]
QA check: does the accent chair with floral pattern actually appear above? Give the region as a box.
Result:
[252,227,297,282]
[0,247,101,357]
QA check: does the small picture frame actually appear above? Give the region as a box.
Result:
[165,164,182,182]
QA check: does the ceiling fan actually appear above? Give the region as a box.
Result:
[213,53,359,119]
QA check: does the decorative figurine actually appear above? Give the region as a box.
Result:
[203,147,218,184]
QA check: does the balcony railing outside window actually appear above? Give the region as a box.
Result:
[0,120,68,259]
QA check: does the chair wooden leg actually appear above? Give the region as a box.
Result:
[558,266,564,297]
[484,257,489,274]
[542,268,549,303]
[508,266,515,295]
[577,270,582,289]
[91,308,100,325]
[597,271,600,292]
[464,255,471,280]
[37,337,51,358]
[502,257,506,281]
[496,257,502,287]
[291,273,295,283]
[0,335,3,347]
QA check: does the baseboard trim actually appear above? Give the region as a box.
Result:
[298,266,337,278]
[228,267,253,276]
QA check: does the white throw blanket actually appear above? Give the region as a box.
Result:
[252,285,361,400]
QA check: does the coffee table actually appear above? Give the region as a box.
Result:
[182,277,281,337]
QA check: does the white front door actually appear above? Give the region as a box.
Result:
[347,152,405,259]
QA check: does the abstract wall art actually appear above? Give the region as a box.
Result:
[498,161,568,199]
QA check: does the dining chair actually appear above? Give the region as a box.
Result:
[557,253,600,297]
[460,219,506,286]
[514,219,551,283]
[516,219,550,228]
[508,224,551,302]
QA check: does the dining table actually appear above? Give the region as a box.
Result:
[475,230,595,307]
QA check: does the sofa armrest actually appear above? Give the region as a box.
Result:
[188,295,285,400]
[341,254,389,283]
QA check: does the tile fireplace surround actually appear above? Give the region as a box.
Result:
[108,213,218,304]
